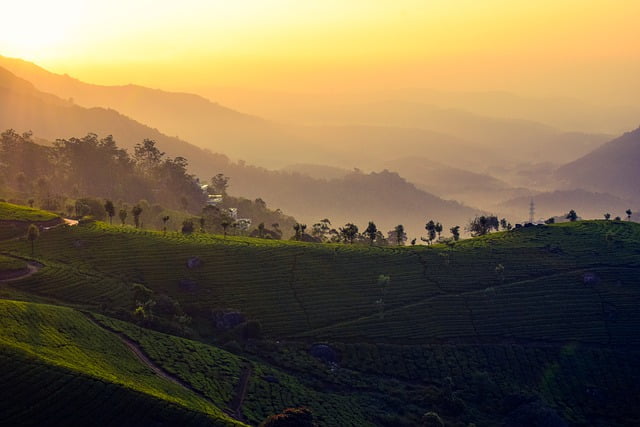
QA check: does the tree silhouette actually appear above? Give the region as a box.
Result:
[104,200,115,224]
[131,205,143,228]
[434,222,443,240]
[390,224,407,245]
[626,209,632,221]
[339,223,359,244]
[566,210,578,222]
[27,224,39,256]
[425,220,437,244]
[604,213,611,220]
[118,208,127,225]
[364,221,378,245]
[162,215,170,233]
[450,225,460,241]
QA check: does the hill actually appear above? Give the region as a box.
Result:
[0,299,239,426]
[0,66,478,237]
[498,189,635,222]
[556,127,640,203]
[0,55,297,167]
[1,208,640,425]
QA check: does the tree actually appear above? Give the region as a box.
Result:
[566,209,578,222]
[604,213,611,220]
[210,173,230,195]
[118,208,128,225]
[257,222,266,238]
[467,215,499,236]
[221,220,230,238]
[626,209,632,221]
[27,224,39,256]
[311,218,331,242]
[162,215,170,233]
[364,221,378,245]
[544,217,555,224]
[339,223,359,244]
[425,220,437,244]
[132,205,143,228]
[450,225,460,241]
[27,198,34,208]
[388,224,407,246]
[104,200,115,224]
[434,222,443,239]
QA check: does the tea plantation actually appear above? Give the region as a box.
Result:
[1,203,639,425]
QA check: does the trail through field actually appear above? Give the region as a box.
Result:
[86,315,249,424]
[0,258,42,283]
[229,364,253,422]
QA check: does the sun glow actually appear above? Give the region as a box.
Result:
[0,2,88,61]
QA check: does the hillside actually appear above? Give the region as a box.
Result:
[1,207,640,425]
[0,67,480,237]
[498,189,635,222]
[556,127,640,203]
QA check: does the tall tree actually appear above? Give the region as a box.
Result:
[450,225,460,241]
[626,209,632,221]
[27,224,39,256]
[104,200,115,224]
[210,173,230,195]
[132,205,143,228]
[339,223,359,244]
[425,220,437,244]
[162,215,170,233]
[364,221,378,245]
[434,222,443,239]
[389,224,407,246]
[118,208,128,225]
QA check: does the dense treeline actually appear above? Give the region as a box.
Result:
[0,129,204,212]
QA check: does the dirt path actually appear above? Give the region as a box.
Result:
[118,333,189,388]
[85,315,248,423]
[229,364,253,422]
[0,259,42,283]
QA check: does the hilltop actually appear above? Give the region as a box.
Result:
[1,203,639,425]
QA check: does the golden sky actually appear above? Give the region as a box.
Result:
[1,0,639,102]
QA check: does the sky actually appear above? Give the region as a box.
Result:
[1,0,639,103]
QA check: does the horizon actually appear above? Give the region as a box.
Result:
[1,1,639,106]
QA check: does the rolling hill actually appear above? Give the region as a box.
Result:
[1,204,639,425]
[556,127,640,203]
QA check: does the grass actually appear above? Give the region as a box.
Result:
[1,207,640,425]
[0,201,59,222]
[0,346,227,427]
[0,255,27,273]
[3,220,639,345]
[94,314,370,426]
[0,299,241,426]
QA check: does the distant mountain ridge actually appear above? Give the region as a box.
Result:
[556,127,640,203]
[0,65,477,238]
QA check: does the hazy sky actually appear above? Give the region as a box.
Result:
[2,0,638,103]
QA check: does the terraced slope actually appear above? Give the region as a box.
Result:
[3,220,639,345]
[0,299,241,426]
[0,201,61,239]
[94,315,370,426]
